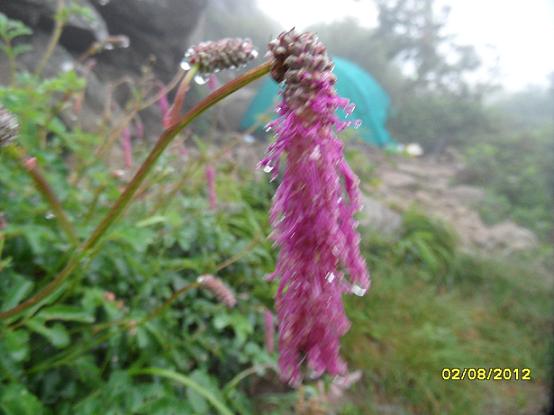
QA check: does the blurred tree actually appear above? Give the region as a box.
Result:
[373,0,481,93]
[202,0,281,51]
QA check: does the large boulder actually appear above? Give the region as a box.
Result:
[359,194,402,236]
[1,0,207,135]
[90,0,206,81]
[1,0,108,50]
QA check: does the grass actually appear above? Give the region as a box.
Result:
[341,223,553,414]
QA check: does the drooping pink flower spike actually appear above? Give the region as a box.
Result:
[261,29,370,386]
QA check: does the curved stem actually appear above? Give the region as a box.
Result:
[0,61,272,320]
[223,363,275,393]
[128,367,234,415]
[5,145,78,246]
[90,281,199,333]
[35,0,66,77]
[3,38,16,85]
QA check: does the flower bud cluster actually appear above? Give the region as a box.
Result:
[197,275,236,308]
[0,105,19,147]
[183,38,258,75]
[267,29,335,114]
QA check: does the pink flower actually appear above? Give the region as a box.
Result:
[261,30,370,385]
[197,275,236,308]
[183,38,258,75]
[205,165,217,210]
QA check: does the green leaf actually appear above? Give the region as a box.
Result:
[128,367,233,415]
[2,329,30,362]
[1,274,34,311]
[137,215,167,227]
[38,305,95,323]
[0,383,44,415]
[25,319,70,348]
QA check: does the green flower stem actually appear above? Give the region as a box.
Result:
[0,61,272,320]
[148,135,241,216]
[223,363,276,393]
[5,145,78,246]
[90,281,199,333]
[35,0,66,77]
[128,367,234,415]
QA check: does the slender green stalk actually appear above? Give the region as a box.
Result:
[90,281,199,333]
[0,61,272,320]
[214,235,261,273]
[141,282,199,324]
[2,38,17,85]
[5,145,78,246]
[223,363,275,393]
[35,0,66,76]
[149,136,240,215]
[128,367,234,415]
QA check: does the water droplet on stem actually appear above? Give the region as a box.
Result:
[194,74,207,85]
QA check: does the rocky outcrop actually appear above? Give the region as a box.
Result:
[359,195,402,236]
[364,148,539,254]
[89,0,206,81]
[1,0,108,50]
[0,0,207,134]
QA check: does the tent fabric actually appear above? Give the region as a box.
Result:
[240,57,395,148]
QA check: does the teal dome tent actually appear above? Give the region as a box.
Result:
[240,57,396,148]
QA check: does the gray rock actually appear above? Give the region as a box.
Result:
[90,0,207,81]
[487,222,538,253]
[1,0,207,137]
[449,185,486,206]
[359,194,402,235]
[1,0,108,50]
[380,171,418,190]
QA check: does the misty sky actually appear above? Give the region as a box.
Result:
[257,0,554,91]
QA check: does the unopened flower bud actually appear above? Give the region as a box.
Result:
[197,275,236,308]
[0,105,19,147]
[267,29,336,114]
[183,38,258,75]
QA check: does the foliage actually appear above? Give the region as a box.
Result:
[389,91,489,152]
[0,10,552,415]
[460,123,554,238]
[0,14,282,413]
[343,222,552,415]
[394,210,457,282]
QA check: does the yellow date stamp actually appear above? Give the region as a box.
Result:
[441,368,532,381]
